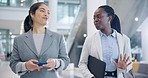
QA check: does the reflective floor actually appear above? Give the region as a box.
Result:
[0,61,83,78]
[0,61,19,78]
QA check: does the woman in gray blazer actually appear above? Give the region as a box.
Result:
[9,2,70,78]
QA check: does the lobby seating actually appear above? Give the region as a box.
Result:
[133,62,148,78]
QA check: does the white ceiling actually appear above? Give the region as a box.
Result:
[107,0,148,37]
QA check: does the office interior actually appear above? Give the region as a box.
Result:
[0,0,148,78]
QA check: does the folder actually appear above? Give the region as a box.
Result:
[87,55,106,78]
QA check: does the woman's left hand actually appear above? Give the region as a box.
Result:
[113,54,131,70]
[43,58,56,69]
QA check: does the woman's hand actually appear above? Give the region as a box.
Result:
[25,59,43,71]
[42,58,56,69]
[113,54,131,70]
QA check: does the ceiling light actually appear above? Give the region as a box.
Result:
[83,34,87,37]
[135,17,139,21]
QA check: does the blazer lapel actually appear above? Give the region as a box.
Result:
[116,33,124,55]
[23,30,38,56]
[94,31,103,60]
[40,30,53,55]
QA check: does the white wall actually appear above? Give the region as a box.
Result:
[141,17,148,61]
[87,0,106,37]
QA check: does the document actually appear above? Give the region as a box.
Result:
[87,55,106,78]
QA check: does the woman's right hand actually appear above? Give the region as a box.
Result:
[25,59,43,71]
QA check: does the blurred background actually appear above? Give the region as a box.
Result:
[0,0,148,78]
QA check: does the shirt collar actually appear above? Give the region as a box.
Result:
[99,29,116,38]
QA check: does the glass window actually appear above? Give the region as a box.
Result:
[0,29,10,60]
[0,0,34,7]
[57,2,79,24]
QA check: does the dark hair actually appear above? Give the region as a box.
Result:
[111,14,121,33]
[99,5,115,18]
[98,5,121,33]
[24,2,45,32]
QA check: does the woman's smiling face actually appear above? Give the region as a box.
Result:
[31,4,50,26]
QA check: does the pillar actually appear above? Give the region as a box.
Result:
[47,0,58,32]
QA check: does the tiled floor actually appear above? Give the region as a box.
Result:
[0,61,83,78]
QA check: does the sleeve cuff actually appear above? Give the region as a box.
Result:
[55,59,60,68]
[47,59,61,71]
[118,68,127,73]
[22,62,27,71]
[16,62,27,76]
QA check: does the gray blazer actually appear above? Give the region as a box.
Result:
[10,29,70,78]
